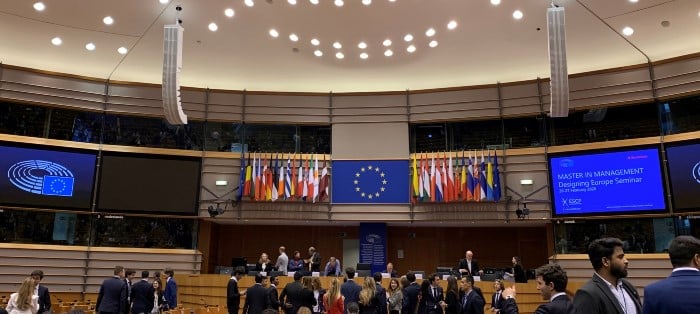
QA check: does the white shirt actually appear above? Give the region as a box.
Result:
[595,273,637,314]
[672,267,699,273]
[549,292,566,302]
[6,292,39,314]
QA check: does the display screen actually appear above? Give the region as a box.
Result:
[666,142,700,211]
[0,142,97,209]
[97,153,201,215]
[548,147,666,216]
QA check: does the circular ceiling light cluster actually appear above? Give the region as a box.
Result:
[33,2,45,11]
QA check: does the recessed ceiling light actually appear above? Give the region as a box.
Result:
[384,49,393,57]
[103,16,114,25]
[383,39,392,47]
[224,8,235,18]
[288,0,297,5]
[310,0,319,4]
[289,33,299,42]
[335,0,344,7]
[429,40,438,48]
[33,2,45,11]
[425,28,436,37]
[245,0,254,7]
[117,47,128,55]
[404,34,413,42]
[388,0,396,2]
[314,50,323,57]
[622,26,634,36]
[490,0,501,5]
[362,0,371,5]
[85,42,96,51]
[513,10,524,20]
[51,37,62,46]
[208,22,218,32]
[358,42,367,49]
[360,52,369,59]
[447,20,458,30]
[159,0,169,3]
[628,0,638,3]
[407,45,416,53]
[333,41,342,49]
[335,52,344,59]
[311,38,320,46]
[269,29,279,38]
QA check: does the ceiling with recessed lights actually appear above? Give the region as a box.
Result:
[0,0,698,92]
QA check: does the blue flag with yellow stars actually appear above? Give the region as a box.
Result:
[331,160,409,204]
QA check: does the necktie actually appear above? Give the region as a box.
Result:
[433,288,437,298]
[462,293,468,309]
[496,292,500,304]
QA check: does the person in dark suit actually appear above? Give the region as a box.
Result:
[256,253,275,273]
[401,272,420,314]
[425,273,443,314]
[227,267,245,314]
[124,269,136,305]
[243,273,268,314]
[573,238,641,314]
[30,270,51,314]
[307,247,322,272]
[459,276,484,314]
[163,268,178,311]
[533,264,573,314]
[279,271,305,314]
[489,280,505,313]
[372,273,387,314]
[96,266,128,314]
[643,235,700,314]
[456,251,481,277]
[441,276,460,314]
[383,263,398,278]
[267,276,281,310]
[131,271,155,314]
[341,267,362,314]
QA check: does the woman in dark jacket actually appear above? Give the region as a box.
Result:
[441,276,460,314]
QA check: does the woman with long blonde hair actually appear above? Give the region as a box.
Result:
[358,277,378,314]
[6,277,38,314]
[324,277,344,314]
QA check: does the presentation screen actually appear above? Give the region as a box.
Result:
[666,141,700,211]
[548,146,666,217]
[0,142,97,209]
[97,153,201,215]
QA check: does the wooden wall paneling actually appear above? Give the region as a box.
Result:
[180,89,208,120]
[654,57,700,99]
[244,94,330,124]
[206,91,244,122]
[331,94,408,123]
[500,82,542,117]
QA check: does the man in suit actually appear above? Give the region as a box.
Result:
[266,276,281,310]
[534,264,574,314]
[124,269,136,304]
[372,272,387,314]
[227,267,245,314]
[383,263,398,278]
[243,273,268,314]
[457,251,482,277]
[401,272,420,314]
[426,273,444,314]
[459,276,484,314]
[30,270,51,314]
[96,266,128,314]
[643,235,700,314]
[307,246,322,272]
[279,271,304,314]
[276,246,289,275]
[131,271,155,314]
[340,267,362,314]
[163,268,178,311]
[573,238,641,314]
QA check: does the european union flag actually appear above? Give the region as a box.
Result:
[332,160,409,204]
[42,176,75,197]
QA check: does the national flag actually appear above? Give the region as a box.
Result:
[278,154,285,199]
[262,156,270,200]
[237,154,247,201]
[460,151,467,201]
[441,154,448,202]
[319,158,329,202]
[252,153,260,200]
[296,155,304,199]
[412,154,420,200]
[421,154,430,201]
[430,156,436,202]
[312,154,320,203]
[493,151,502,201]
[435,155,444,202]
[447,153,454,202]
[302,156,309,201]
[454,157,461,202]
[271,155,279,201]
[479,151,487,201]
[331,160,409,204]
[285,155,292,199]
[466,152,474,201]
[473,151,481,202]
[486,151,494,201]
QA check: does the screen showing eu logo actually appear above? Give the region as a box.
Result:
[9,160,75,197]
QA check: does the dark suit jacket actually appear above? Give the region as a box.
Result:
[280,280,304,314]
[341,280,362,314]
[164,278,178,310]
[299,288,317,310]
[444,291,460,314]
[456,259,480,276]
[255,262,275,272]
[37,285,51,314]
[459,290,484,314]
[243,284,268,314]
[267,284,280,310]
[425,286,443,314]
[227,278,241,314]
[375,284,387,314]
[534,294,573,314]
[401,282,420,314]
[572,274,641,314]
[96,276,128,314]
[643,269,700,314]
[131,279,155,314]
[490,291,505,311]
[500,298,519,314]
